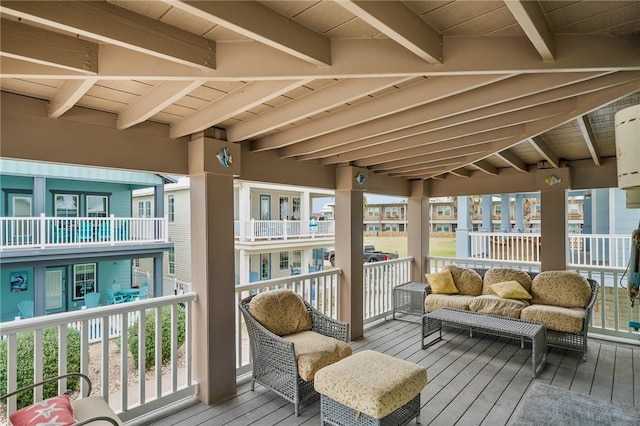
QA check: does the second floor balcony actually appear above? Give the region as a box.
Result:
[0,214,170,261]
[234,219,335,243]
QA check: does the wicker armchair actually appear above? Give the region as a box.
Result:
[239,289,351,416]
[1,373,122,425]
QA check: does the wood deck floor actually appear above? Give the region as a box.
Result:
[153,317,639,425]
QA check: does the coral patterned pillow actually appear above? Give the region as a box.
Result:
[10,394,75,426]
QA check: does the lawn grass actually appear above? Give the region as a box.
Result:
[363,236,456,258]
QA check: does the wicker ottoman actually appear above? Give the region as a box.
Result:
[314,350,428,426]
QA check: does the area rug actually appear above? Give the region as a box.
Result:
[508,382,640,425]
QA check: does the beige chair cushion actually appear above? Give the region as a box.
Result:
[283,330,352,382]
[425,294,475,313]
[248,289,312,336]
[520,304,586,333]
[468,295,529,319]
[530,271,592,308]
[446,265,483,296]
[483,268,533,295]
[72,396,123,425]
[314,350,427,419]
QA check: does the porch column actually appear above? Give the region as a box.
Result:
[538,168,571,271]
[153,184,165,296]
[456,196,471,258]
[500,194,511,232]
[514,194,524,232]
[407,180,429,278]
[335,166,364,340]
[189,134,240,404]
[238,182,250,242]
[481,195,492,231]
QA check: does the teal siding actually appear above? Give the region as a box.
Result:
[1,159,164,186]
[0,267,35,322]
[45,179,133,217]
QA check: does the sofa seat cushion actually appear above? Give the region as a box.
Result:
[468,295,529,319]
[530,271,592,308]
[483,268,533,295]
[71,396,123,425]
[314,350,427,419]
[425,294,475,312]
[283,330,352,382]
[520,304,586,333]
[249,289,312,336]
[447,265,483,296]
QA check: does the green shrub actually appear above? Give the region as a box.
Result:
[0,327,81,409]
[127,305,185,369]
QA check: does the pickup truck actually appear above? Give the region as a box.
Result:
[324,244,399,266]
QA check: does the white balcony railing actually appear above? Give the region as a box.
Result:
[235,219,335,242]
[470,232,632,268]
[0,214,168,251]
[0,294,197,422]
[363,257,413,324]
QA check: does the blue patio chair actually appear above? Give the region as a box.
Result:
[105,288,125,304]
[249,271,259,282]
[77,221,93,242]
[290,265,301,275]
[97,221,110,240]
[112,284,121,293]
[17,301,34,319]
[138,287,149,300]
[84,292,101,308]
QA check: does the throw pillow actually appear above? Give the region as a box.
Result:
[490,280,532,300]
[425,270,459,294]
[10,394,75,426]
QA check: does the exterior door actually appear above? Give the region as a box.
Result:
[45,268,66,314]
[9,194,33,244]
[259,195,271,220]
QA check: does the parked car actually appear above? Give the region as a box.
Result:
[324,245,399,266]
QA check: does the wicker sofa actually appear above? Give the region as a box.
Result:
[424,266,599,360]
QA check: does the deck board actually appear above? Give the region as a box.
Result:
[156,320,639,425]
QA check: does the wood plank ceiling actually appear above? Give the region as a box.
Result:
[1,1,639,182]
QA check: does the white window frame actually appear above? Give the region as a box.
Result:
[168,195,175,222]
[73,263,96,300]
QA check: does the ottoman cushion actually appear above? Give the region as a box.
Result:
[314,350,427,419]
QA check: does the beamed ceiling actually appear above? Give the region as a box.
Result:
[1,1,639,193]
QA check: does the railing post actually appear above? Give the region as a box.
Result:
[109,214,115,246]
[250,218,255,242]
[283,219,288,240]
[40,213,46,249]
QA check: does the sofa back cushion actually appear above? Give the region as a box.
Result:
[249,289,312,336]
[482,268,533,295]
[530,271,592,308]
[446,265,483,296]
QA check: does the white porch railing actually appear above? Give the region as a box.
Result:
[0,294,197,422]
[0,214,168,250]
[427,256,640,341]
[238,219,335,242]
[363,257,413,324]
[470,232,632,268]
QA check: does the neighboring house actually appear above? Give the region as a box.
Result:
[0,159,174,322]
[132,178,335,286]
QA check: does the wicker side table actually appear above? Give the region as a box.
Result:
[393,282,430,320]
